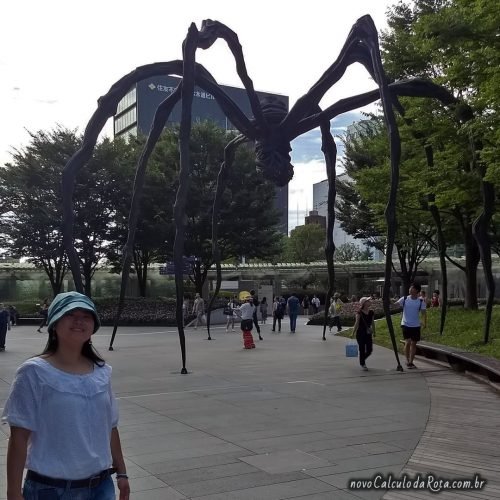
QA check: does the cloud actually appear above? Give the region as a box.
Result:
[269,91,365,232]
[289,111,364,164]
[35,99,58,105]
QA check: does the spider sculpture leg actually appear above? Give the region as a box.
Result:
[319,119,337,342]
[424,146,448,336]
[172,24,200,373]
[197,19,265,133]
[206,134,248,341]
[282,18,462,368]
[108,84,183,350]
[171,20,266,366]
[473,180,496,343]
[62,58,258,371]
[280,15,404,369]
[170,20,270,362]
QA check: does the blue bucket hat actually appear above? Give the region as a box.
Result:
[47,292,100,334]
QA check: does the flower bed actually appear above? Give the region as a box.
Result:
[94,297,227,326]
[306,299,403,326]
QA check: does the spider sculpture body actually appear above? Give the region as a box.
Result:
[63,15,487,374]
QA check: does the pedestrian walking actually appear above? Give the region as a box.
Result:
[287,293,300,333]
[352,297,376,371]
[272,296,284,332]
[311,295,320,315]
[8,305,18,326]
[328,293,343,333]
[3,291,130,500]
[235,295,256,349]
[396,283,427,369]
[0,303,11,352]
[259,297,268,324]
[225,295,237,332]
[431,290,441,308]
[37,299,49,333]
[192,293,205,329]
[301,295,310,316]
[250,290,262,340]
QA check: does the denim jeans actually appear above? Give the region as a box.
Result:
[23,477,115,500]
[289,313,298,332]
[356,332,373,366]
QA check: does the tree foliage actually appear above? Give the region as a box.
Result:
[0,122,284,298]
[106,136,174,297]
[151,122,283,294]
[337,119,433,292]
[379,0,500,307]
[0,128,134,297]
[0,128,73,295]
[335,0,499,304]
[335,243,372,262]
[287,224,325,263]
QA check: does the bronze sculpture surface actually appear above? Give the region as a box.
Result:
[62,16,491,374]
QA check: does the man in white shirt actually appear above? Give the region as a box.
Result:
[396,283,427,369]
[192,293,205,329]
[311,295,320,315]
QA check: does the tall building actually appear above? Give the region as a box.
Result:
[313,174,378,258]
[114,76,289,233]
[305,209,326,229]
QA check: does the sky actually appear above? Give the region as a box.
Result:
[1,0,396,232]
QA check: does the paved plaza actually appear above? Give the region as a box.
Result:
[1,319,499,499]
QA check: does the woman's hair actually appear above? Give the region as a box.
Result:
[39,325,105,366]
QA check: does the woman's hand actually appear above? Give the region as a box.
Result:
[117,477,130,500]
[6,493,24,500]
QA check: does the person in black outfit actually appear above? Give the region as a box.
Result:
[272,296,284,332]
[249,289,262,340]
[8,305,18,326]
[352,297,376,371]
[37,298,49,333]
[0,303,11,351]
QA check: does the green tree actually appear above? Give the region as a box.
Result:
[337,120,434,293]
[0,127,129,297]
[288,224,325,263]
[106,136,174,297]
[379,0,500,307]
[335,243,372,262]
[152,122,283,294]
[73,138,131,296]
[0,128,77,294]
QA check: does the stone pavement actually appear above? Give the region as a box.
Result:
[0,318,498,499]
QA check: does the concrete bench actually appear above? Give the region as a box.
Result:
[415,341,500,383]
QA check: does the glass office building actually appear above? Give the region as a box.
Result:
[114,76,289,233]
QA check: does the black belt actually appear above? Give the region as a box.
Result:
[26,468,115,489]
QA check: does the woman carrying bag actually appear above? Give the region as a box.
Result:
[352,297,376,371]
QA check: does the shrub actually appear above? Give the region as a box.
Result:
[306,299,402,326]
[93,296,227,326]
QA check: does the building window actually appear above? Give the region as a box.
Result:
[117,87,137,114]
[119,126,137,141]
[114,107,137,134]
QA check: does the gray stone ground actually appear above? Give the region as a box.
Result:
[0,319,460,499]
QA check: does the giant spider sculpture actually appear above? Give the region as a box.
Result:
[62,15,490,374]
